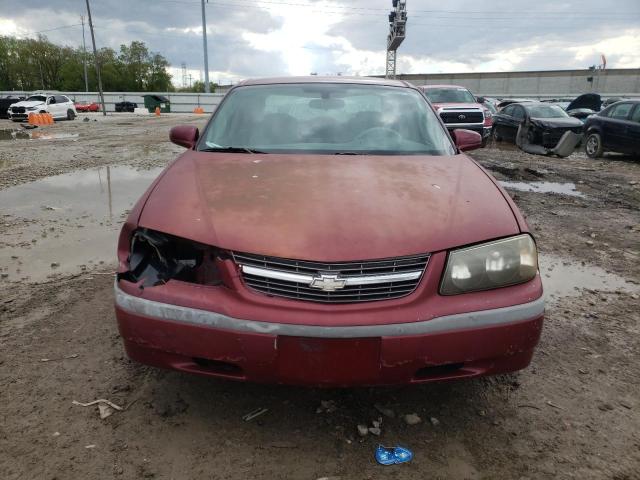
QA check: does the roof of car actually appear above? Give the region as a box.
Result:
[418,84,470,90]
[235,76,413,88]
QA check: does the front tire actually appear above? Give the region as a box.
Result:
[585,132,603,158]
[66,109,76,121]
[492,127,502,142]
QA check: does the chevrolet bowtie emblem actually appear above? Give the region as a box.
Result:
[309,274,347,292]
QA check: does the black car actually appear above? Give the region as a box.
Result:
[114,101,138,112]
[583,100,640,158]
[493,102,583,148]
[0,95,26,119]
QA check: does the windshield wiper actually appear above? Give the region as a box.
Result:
[333,151,366,155]
[200,146,267,154]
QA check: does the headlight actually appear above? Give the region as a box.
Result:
[440,234,538,295]
[26,106,37,111]
[119,228,221,287]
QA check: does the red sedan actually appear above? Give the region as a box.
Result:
[74,101,100,112]
[114,77,544,387]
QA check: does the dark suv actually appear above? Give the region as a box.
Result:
[583,100,640,158]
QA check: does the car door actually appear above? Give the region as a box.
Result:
[46,96,58,116]
[602,102,634,151]
[495,105,515,138]
[627,104,640,154]
[504,104,524,141]
[57,96,72,117]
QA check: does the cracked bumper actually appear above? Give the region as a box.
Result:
[115,284,544,386]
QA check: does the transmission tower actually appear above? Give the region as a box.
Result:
[386,0,407,79]
[181,62,188,88]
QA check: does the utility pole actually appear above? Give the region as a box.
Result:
[201,0,210,93]
[386,0,407,79]
[85,0,106,115]
[81,15,89,92]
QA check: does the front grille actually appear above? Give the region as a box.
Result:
[439,111,484,124]
[233,252,429,303]
[11,106,25,113]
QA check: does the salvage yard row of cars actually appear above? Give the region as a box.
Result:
[1,88,637,158]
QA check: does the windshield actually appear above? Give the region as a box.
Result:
[422,87,476,104]
[26,95,46,102]
[199,84,455,155]
[526,105,570,119]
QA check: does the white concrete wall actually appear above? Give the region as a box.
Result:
[394,68,640,98]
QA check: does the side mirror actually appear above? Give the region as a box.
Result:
[451,129,482,152]
[476,96,485,103]
[170,125,199,149]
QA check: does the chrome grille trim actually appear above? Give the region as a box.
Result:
[241,265,422,286]
[233,252,429,304]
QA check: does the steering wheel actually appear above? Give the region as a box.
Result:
[354,127,402,144]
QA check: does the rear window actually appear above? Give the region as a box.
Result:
[525,105,569,119]
[200,83,455,156]
[422,87,476,104]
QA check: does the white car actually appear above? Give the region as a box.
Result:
[8,93,77,122]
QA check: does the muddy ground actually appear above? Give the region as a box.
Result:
[1,114,639,480]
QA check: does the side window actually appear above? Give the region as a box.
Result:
[47,96,56,104]
[609,103,632,119]
[56,95,69,103]
[512,106,524,120]
[502,105,514,116]
[628,105,640,123]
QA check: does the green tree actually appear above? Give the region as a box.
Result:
[0,35,173,92]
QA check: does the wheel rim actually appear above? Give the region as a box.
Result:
[586,136,598,155]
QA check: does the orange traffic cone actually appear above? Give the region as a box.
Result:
[193,106,204,114]
[155,106,161,116]
[28,113,37,125]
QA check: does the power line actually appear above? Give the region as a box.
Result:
[150,0,638,17]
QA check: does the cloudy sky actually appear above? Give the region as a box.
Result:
[1,0,639,86]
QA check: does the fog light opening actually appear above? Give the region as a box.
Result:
[192,357,243,377]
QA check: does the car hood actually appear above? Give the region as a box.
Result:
[530,117,583,129]
[432,102,482,110]
[10,100,45,108]
[138,152,520,261]
[566,93,601,112]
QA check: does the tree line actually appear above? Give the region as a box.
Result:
[0,35,209,93]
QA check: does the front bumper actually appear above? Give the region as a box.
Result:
[115,283,544,386]
[8,112,29,121]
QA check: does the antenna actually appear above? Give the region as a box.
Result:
[386,0,407,79]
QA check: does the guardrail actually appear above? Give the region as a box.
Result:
[0,91,226,113]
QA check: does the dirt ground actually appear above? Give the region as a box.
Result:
[1,114,639,480]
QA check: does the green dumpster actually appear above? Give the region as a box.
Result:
[143,95,171,113]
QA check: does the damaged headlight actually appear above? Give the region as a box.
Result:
[440,234,538,295]
[119,228,222,287]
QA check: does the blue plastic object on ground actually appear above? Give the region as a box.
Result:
[375,445,413,465]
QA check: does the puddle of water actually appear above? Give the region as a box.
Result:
[0,128,79,141]
[0,165,163,282]
[539,254,639,299]
[500,181,584,198]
